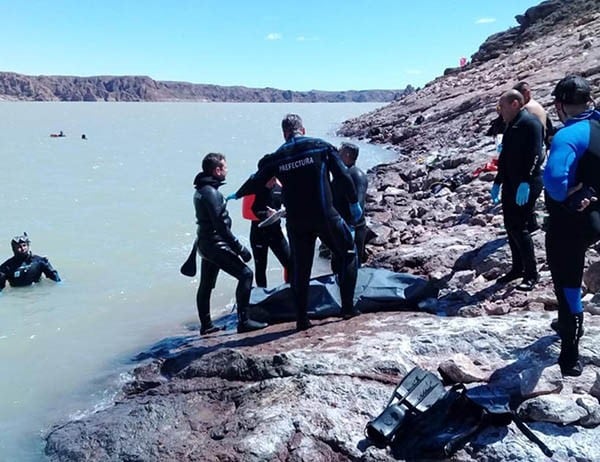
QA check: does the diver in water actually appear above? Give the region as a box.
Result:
[0,233,61,291]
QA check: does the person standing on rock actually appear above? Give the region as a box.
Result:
[490,90,544,291]
[332,142,369,263]
[543,75,600,377]
[247,174,290,288]
[514,81,554,233]
[193,153,267,335]
[229,114,362,331]
[513,81,548,136]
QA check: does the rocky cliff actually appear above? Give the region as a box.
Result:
[0,72,408,102]
[44,1,600,461]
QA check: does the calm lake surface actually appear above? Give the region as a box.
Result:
[0,102,396,461]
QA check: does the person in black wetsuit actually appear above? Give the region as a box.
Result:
[514,81,554,234]
[0,233,61,291]
[193,153,267,335]
[543,75,600,376]
[230,114,362,331]
[332,142,369,263]
[491,90,544,291]
[249,176,290,287]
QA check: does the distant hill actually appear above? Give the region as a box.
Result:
[0,72,411,102]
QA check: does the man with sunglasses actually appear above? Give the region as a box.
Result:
[0,233,61,291]
[543,75,600,377]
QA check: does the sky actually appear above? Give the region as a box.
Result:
[0,0,543,91]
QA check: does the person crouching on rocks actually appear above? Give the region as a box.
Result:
[193,153,267,335]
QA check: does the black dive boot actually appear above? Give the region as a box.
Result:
[558,313,584,377]
[200,319,221,335]
[237,306,268,333]
[296,310,312,331]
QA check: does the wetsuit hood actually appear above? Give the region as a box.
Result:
[11,233,32,259]
[193,172,225,190]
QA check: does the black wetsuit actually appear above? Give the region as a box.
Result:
[332,163,368,263]
[543,109,600,372]
[250,182,290,287]
[193,173,253,329]
[235,135,359,324]
[0,254,60,290]
[493,109,544,280]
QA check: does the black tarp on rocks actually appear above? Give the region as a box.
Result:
[248,267,438,323]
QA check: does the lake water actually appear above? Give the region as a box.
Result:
[0,102,395,461]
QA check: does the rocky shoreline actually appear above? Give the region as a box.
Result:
[44,1,600,461]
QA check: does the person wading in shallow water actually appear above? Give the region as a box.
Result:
[543,75,600,377]
[0,233,61,291]
[491,90,544,292]
[229,114,362,331]
[193,152,267,336]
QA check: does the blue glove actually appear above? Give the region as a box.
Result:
[490,184,501,204]
[349,202,363,224]
[225,193,238,201]
[516,182,530,206]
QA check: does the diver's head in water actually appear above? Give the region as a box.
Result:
[11,232,31,258]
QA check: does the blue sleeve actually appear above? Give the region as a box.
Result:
[543,122,590,202]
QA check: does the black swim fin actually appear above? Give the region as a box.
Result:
[180,240,197,277]
[365,367,447,447]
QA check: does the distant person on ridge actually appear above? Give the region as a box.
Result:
[331,142,369,263]
[229,114,362,331]
[193,153,267,335]
[246,173,290,288]
[0,233,61,291]
[490,90,544,291]
[543,75,600,376]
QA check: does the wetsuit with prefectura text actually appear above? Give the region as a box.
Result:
[0,254,60,290]
[235,135,359,322]
[193,172,253,328]
[250,181,290,287]
[493,109,544,279]
[543,109,600,370]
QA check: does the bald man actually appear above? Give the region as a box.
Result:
[490,90,544,291]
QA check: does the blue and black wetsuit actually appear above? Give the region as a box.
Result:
[235,136,359,326]
[250,182,290,288]
[0,254,60,290]
[543,109,600,371]
[493,109,544,280]
[194,172,253,331]
[332,163,368,262]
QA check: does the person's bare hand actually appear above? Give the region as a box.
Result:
[567,183,598,211]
